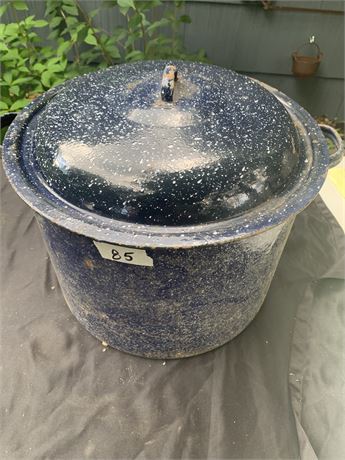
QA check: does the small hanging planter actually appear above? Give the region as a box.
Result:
[292,37,323,78]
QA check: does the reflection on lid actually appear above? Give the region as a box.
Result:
[128,107,194,127]
[54,132,214,191]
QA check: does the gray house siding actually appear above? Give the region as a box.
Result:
[183,1,344,119]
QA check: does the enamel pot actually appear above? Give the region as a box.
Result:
[2,61,343,358]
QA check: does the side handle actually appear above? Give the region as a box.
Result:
[161,64,178,103]
[0,112,18,159]
[319,124,344,168]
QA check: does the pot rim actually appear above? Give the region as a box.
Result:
[2,77,329,249]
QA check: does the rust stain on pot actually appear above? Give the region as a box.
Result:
[84,258,95,270]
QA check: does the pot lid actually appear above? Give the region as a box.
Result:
[21,61,306,226]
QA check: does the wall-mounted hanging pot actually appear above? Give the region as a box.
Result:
[2,61,343,358]
[292,40,323,77]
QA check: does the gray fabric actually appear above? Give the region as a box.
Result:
[1,163,344,459]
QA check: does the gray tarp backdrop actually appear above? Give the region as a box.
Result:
[0,163,344,459]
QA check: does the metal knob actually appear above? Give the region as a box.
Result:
[161,64,178,103]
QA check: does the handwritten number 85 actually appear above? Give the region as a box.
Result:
[112,249,134,262]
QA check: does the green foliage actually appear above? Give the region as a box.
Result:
[117,0,206,62]
[0,0,207,116]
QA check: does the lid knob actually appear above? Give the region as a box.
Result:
[161,64,178,102]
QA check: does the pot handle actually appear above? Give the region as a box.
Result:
[319,124,344,168]
[161,64,178,103]
[0,112,18,159]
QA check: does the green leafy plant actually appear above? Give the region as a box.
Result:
[107,0,205,61]
[0,1,80,114]
[45,0,121,70]
[0,0,206,116]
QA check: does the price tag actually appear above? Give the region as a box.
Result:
[93,241,153,267]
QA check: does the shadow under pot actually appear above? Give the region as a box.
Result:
[2,61,343,358]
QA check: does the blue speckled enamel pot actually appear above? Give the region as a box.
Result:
[2,61,343,358]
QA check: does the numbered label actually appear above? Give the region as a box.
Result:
[93,241,153,267]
